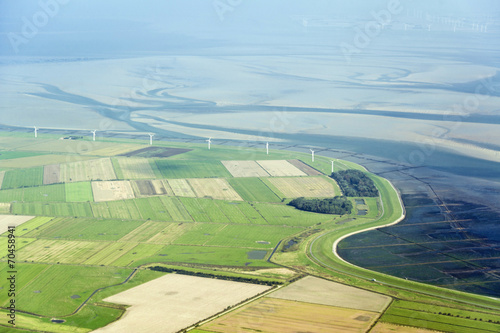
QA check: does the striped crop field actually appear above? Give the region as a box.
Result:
[188,178,242,201]
[59,158,117,183]
[1,167,44,189]
[228,177,281,202]
[155,160,232,179]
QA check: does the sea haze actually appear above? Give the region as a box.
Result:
[1,0,500,296]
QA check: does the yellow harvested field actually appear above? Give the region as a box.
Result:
[202,297,379,333]
[17,239,108,264]
[221,160,270,177]
[0,215,34,234]
[0,171,4,188]
[257,160,307,177]
[371,322,444,333]
[268,276,391,312]
[267,176,336,198]
[166,179,196,197]
[0,203,10,214]
[81,144,143,156]
[92,181,135,202]
[0,154,95,169]
[96,274,270,333]
[188,178,243,201]
[60,158,117,182]
[117,158,155,179]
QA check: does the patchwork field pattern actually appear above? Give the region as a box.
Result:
[201,297,380,333]
[267,176,336,198]
[257,160,307,177]
[59,158,117,183]
[116,158,156,179]
[97,274,271,333]
[188,178,242,201]
[221,160,270,177]
[92,181,135,202]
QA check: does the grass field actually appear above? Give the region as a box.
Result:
[1,167,44,189]
[228,178,281,202]
[0,171,4,188]
[0,184,66,203]
[155,160,232,179]
[11,202,93,217]
[11,264,132,316]
[0,202,10,213]
[65,182,94,202]
[24,217,143,241]
[18,239,110,264]
[116,158,156,179]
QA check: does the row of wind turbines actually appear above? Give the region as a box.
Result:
[31,127,336,167]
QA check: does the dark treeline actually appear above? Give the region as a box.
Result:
[288,196,352,215]
[331,169,379,197]
[148,266,282,286]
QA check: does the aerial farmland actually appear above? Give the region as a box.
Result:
[0,133,498,333]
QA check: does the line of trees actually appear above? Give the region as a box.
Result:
[288,196,352,215]
[148,266,282,286]
[331,169,379,197]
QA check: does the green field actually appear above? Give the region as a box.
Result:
[155,159,232,178]
[228,177,281,202]
[0,151,46,160]
[0,184,66,203]
[1,167,44,189]
[65,182,94,202]
[12,202,93,217]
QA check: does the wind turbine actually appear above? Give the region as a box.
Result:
[331,160,335,173]
[266,142,269,155]
[148,133,155,145]
[91,130,97,141]
[34,126,38,138]
[206,137,212,150]
[310,149,315,162]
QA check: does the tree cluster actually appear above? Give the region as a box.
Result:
[288,196,352,215]
[331,169,379,197]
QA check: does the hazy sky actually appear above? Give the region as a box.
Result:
[0,0,498,56]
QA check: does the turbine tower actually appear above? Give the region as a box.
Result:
[91,130,97,141]
[310,149,315,162]
[207,137,212,150]
[148,133,155,145]
[266,142,269,155]
[34,126,38,138]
